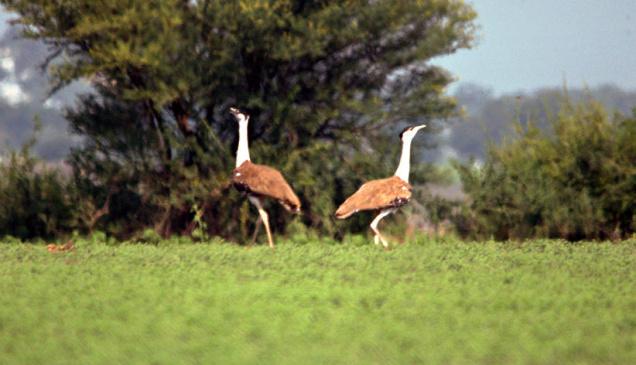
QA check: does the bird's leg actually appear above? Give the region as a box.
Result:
[257,208,274,249]
[370,209,394,248]
[250,215,262,244]
[370,226,388,247]
[248,196,274,249]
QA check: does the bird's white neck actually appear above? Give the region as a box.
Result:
[236,120,250,168]
[394,138,413,182]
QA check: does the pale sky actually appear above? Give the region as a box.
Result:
[434,0,636,95]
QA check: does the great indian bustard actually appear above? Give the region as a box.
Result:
[229,107,301,248]
[335,124,426,247]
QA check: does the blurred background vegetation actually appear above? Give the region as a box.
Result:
[0,0,633,242]
[454,99,636,240]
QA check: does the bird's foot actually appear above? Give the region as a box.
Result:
[373,234,390,249]
[380,237,390,250]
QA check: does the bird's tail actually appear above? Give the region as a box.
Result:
[334,204,355,220]
[280,200,301,214]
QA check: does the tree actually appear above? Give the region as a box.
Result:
[1,0,476,240]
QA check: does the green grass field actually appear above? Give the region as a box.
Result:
[0,238,634,365]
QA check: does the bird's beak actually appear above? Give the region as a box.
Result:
[414,124,427,132]
[229,107,239,115]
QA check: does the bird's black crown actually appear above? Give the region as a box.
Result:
[229,107,249,119]
[399,126,413,140]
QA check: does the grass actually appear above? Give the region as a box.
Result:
[0,237,634,365]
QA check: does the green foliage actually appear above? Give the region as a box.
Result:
[0,238,634,364]
[456,97,636,240]
[1,0,476,240]
[0,125,80,240]
[190,203,209,242]
[137,228,164,244]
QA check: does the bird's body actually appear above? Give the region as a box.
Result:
[229,107,300,248]
[335,124,426,247]
[232,161,301,213]
[335,176,411,219]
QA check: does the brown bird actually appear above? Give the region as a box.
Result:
[46,240,75,253]
[230,107,301,248]
[335,124,426,247]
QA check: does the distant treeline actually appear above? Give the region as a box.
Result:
[433,84,636,163]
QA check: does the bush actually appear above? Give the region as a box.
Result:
[455,97,636,240]
[0,141,80,240]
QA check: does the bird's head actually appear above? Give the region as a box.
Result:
[230,107,249,124]
[399,124,427,142]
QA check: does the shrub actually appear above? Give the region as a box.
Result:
[455,97,636,240]
[0,141,80,240]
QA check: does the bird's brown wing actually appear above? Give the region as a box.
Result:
[335,176,412,219]
[232,161,301,212]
